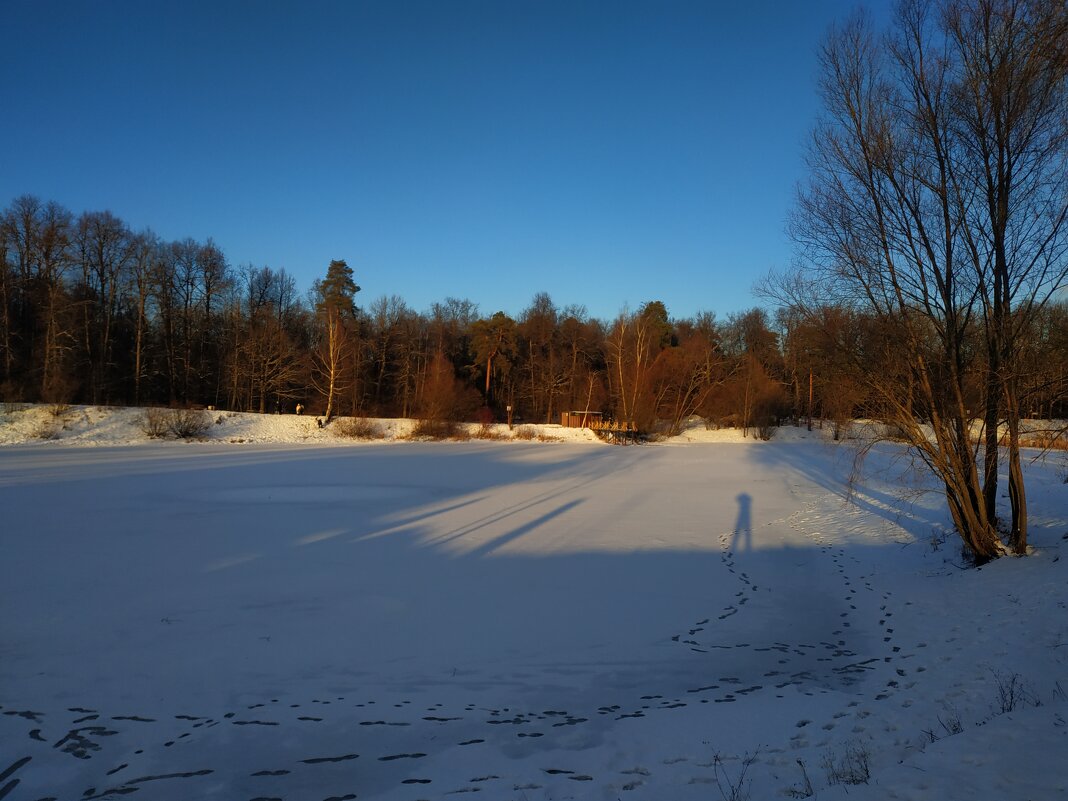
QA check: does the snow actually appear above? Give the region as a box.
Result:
[0,404,603,447]
[1,405,1066,800]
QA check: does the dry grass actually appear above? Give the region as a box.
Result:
[512,425,538,441]
[959,422,1068,451]
[33,403,73,439]
[512,425,560,442]
[141,407,170,439]
[1017,431,1068,451]
[34,420,61,440]
[407,420,563,442]
[474,423,507,440]
[821,741,871,786]
[409,419,467,440]
[332,417,384,440]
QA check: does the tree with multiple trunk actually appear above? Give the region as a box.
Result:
[782,0,1068,561]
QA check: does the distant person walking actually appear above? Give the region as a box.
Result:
[295,403,304,415]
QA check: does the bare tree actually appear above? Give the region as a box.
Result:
[364,295,415,415]
[647,328,723,436]
[519,293,563,423]
[0,212,16,391]
[945,0,1068,549]
[36,201,76,402]
[127,231,157,405]
[556,305,602,412]
[788,0,1067,561]
[2,197,43,396]
[74,210,133,403]
[604,304,665,430]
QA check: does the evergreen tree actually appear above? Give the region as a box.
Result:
[312,260,360,420]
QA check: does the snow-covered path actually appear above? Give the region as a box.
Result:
[1,437,1065,800]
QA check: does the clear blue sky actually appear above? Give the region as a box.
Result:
[1,0,873,322]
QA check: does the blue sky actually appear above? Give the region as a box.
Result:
[1,0,872,322]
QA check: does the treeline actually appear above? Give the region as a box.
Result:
[2,194,1067,436]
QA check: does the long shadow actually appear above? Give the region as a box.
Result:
[423,451,634,549]
[730,492,752,552]
[467,499,585,557]
[0,439,624,489]
[745,432,948,541]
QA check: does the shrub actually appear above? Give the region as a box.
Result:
[141,407,170,439]
[991,670,1039,714]
[167,408,211,439]
[474,422,506,440]
[711,749,759,801]
[921,704,963,744]
[34,420,61,440]
[418,352,480,427]
[512,425,537,441]
[821,742,871,786]
[333,417,383,440]
[410,418,465,440]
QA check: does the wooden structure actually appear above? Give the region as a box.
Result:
[560,411,603,428]
[560,411,641,442]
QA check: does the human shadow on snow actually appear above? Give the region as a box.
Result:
[731,492,753,552]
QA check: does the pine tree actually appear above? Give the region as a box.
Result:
[312,260,360,420]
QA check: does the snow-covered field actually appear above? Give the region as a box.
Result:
[1,406,1066,800]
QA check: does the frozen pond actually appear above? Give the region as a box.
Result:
[1,439,1065,800]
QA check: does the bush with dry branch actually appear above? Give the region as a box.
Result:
[332,417,383,440]
[141,407,169,439]
[166,408,210,439]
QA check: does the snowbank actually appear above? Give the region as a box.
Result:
[0,404,874,449]
[0,403,603,447]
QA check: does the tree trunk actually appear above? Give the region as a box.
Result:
[1004,384,1027,553]
[982,362,1000,523]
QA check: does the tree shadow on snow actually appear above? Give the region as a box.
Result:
[745,432,948,542]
